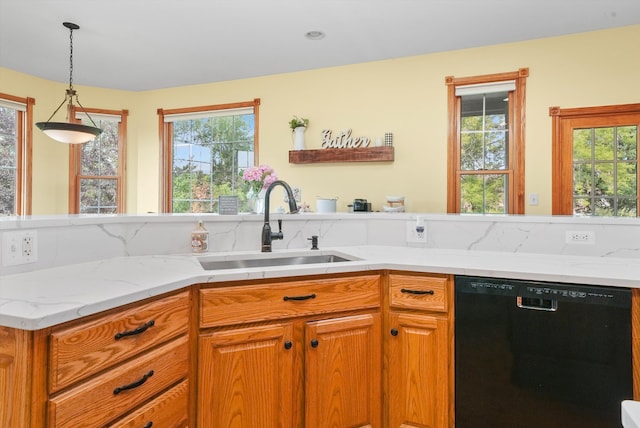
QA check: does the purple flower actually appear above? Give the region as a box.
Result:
[242,164,278,193]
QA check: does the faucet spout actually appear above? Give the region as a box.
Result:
[261,180,298,252]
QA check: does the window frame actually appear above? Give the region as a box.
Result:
[550,103,640,216]
[0,92,35,215]
[445,68,528,214]
[69,107,128,214]
[158,98,260,213]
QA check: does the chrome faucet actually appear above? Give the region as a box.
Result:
[261,180,299,252]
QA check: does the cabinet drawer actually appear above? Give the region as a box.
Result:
[48,335,188,428]
[110,380,189,428]
[200,275,380,328]
[389,274,449,312]
[49,291,190,392]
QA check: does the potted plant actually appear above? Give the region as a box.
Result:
[289,116,309,130]
[290,116,309,150]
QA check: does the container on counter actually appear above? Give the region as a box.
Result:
[191,220,209,253]
[316,197,337,213]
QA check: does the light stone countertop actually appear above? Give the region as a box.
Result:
[623,400,640,428]
[2,245,640,331]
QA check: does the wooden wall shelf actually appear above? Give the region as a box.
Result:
[289,147,394,164]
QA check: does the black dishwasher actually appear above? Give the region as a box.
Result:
[455,275,632,428]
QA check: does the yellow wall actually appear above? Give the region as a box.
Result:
[2,24,639,215]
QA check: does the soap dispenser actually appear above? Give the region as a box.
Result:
[191,220,209,253]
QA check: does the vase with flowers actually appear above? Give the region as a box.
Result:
[289,116,309,151]
[242,164,277,213]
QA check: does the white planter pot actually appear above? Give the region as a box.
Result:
[293,126,306,150]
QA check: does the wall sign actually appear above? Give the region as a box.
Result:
[321,129,370,149]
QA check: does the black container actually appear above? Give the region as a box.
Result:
[353,199,369,211]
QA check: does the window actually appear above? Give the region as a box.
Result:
[159,99,260,213]
[550,103,640,217]
[70,108,128,214]
[0,93,34,215]
[446,69,528,214]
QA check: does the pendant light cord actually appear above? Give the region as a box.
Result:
[68,24,74,90]
[43,22,99,129]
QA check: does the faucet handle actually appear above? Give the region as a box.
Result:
[308,235,319,250]
[277,219,282,232]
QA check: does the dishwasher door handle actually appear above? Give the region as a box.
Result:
[517,296,558,311]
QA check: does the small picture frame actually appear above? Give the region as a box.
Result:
[218,196,238,215]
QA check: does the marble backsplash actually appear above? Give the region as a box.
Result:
[1,213,640,276]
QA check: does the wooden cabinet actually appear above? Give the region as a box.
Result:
[49,290,190,392]
[0,289,191,428]
[0,327,32,427]
[198,323,295,427]
[198,274,382,427]
[305,313,381,428]
[47,290,191,428]
[110,380,189,428]
[0,268,458,428]
[386,273,453,428]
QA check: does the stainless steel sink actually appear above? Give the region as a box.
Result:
[199,253,356,270]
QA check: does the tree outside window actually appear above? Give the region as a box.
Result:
[0,93,34,215]
[572,126,638,216]
[159,99,260,213]
[551,104,640,217]
[446,69,528,214]
[70,108,127,214]
[459,92,509,214]
[172,114,254,213]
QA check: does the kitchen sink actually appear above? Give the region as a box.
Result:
[198,253,357,270]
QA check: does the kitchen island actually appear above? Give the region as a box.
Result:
[2,213,640,426]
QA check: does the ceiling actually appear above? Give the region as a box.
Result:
[1,0,639,92]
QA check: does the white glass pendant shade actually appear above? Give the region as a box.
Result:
[36,22,102,144]
[36,122,102,144]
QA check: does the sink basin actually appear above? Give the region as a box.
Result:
[199,253,356,270]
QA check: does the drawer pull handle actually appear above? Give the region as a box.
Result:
[390,328,399,336]
[283,293,316,301]
[113,370,154,395]
[310,339,319,348]
[400,288,435,295]
[143,423,153,428]
[284,341,293,350]
[114,320,155,340]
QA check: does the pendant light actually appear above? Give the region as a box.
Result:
[36,22,102,144]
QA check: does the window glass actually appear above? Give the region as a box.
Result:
[461,174,507,214]
[572,125,638,217]
[171,112,255,213]
[459,91,509,213]
[0,94,32,216]
[0,106,18,214]
[77,115,122,213]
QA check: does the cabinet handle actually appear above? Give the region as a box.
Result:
[143,423,153,428]
[284,341,293,350]
[390,328,399,336]
[400,288,435,295]
[114,320,155,340]
[283,293,316,301]
[310,339,319,348]
[113,370,154,395]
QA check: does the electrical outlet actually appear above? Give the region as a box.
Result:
[406,218,427,243]
[565,230,595,245]
[2,230,38,266]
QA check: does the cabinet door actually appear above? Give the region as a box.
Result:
[388,312,449,428]
[198,323,295,428]
[305,313,382,428]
